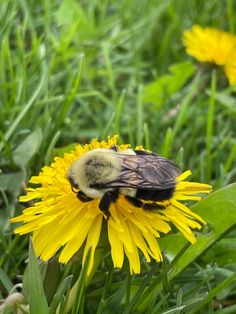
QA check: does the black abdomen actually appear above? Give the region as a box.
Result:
[136,187,175,202]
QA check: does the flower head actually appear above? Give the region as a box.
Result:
[183,25,236,85]
[224,58,236,85]
[12,136,212,274]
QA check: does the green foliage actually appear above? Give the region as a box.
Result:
[159,183,236,278]
[143,61,196,108]
[28,240,49,313]
[0,0,236,313]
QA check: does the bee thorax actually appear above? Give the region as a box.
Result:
[68,149,121,199]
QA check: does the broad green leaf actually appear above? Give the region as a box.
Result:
[137,183,236,312]
[13,127,42,167]
[53,143,77,157]
[40,260,61,305]
[159,183,236,280]
[56,0,81,26]
[28,240,48,314]
[202,238,236,266]
[144,61,196,108]
[0,171,24,192]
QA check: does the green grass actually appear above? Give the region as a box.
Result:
[1,0,236,313]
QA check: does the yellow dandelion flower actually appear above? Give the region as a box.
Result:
[183,25,236,85]
[11,136,212,274]
[224,59,236,85]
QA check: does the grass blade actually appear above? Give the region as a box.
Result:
[0,267,13,293]
[71,248,92,314]
[49,275,73,314]
[28,239,48,314]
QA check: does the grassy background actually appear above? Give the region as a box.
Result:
[1,0,236,313]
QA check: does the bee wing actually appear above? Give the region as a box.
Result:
[104,152,181,190]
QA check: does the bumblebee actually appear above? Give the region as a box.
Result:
[67,146,181,217]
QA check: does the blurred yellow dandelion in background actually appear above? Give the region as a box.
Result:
[224,58,236,85]
[183,25,236,85]
[11,136,212,274]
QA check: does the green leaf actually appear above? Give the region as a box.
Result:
[56,0,81,26]
[211,91,236,115]
[192,273,236,313]
[137,183,236,312]
[13,127,42,167]
[0,171,24,192]
[28,240,49,314]
[0,267,14,293]
[102,277,127,312]
[202,238,236,266]
[159,183,236,280]
[49,276,73,314]
[41,260,61,305]
[123,265,159,314]
[53,143,77,158]
[1,71,46,152]
[143,61,196,108]
[70,248,92,314]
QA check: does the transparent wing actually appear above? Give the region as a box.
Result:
[102,151,181,190]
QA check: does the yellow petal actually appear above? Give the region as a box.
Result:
[108,220,124,268]
[82,214,103,274]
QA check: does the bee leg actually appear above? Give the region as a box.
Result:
[142,202,166,211]
[71,186,77,193]
[99,190,119,218]
[125,196,165,211]
[77,191,93,202]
